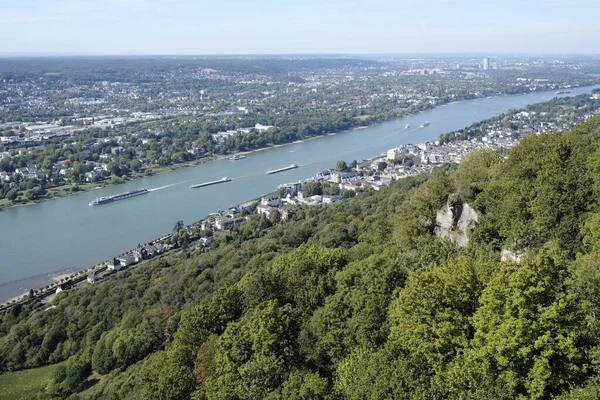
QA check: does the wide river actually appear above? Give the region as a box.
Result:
[1,85,599,301]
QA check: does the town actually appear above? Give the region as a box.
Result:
[3,88,600,312]
[2,56,600,208]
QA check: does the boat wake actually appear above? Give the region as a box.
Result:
[149,182,184,192]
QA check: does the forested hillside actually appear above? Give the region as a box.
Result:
[2,117,600,399]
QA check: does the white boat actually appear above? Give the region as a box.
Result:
[190,177,232,189]
[420,121,431,128]
[266,164,298,175]
[405,124,410,129]
[89,188,149,206]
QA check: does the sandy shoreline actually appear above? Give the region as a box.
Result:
[5,292,27,304]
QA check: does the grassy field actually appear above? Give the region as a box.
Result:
[0,362,64,400]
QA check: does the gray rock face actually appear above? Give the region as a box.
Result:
[500,249,523,263]
[434,202,478,247]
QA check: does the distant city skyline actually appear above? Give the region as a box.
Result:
[2,0,600,55]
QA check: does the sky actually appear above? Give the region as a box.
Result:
[1,0,599,55]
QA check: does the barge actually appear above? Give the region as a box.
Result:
[190,177,232,189]
[89,188,149,206]
[266,164,298,175]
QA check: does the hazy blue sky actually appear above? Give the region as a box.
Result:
[1,0,599,55]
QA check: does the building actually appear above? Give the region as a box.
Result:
[200,219,214,231]
[56,281,74,293]
[260,195,282,207]
[278,181,304,197]
[117,254,135,267]
[106,259,121,271]
[87,272,97,284]
[257,205,277,218]
[322,195,342,204]
[482,57,491,71]
[254,123,273,131]
[280,208,294,220]
[214,215,244,230]
[387,149,399,161]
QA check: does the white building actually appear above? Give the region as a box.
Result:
[260,195,282,207]
[482,57,490,71]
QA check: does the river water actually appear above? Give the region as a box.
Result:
[1,85,599,301]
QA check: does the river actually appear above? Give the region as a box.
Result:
[1,85,599,301]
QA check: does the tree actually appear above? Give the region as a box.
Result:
[469,253,590,399]
[65,359,91,393]
[129,159,143,172]
[270,209,281,224]
[6,189,17,202]
[388,257,492,368]
[142,343,196,400]
[173,220,185,233]
[336,160,348,172]
[194,334,218,387]
[342,190,355,199]
[304,182,322,196]
[279,370,329,400]
[25,186,43,201]
[53,364,67,384]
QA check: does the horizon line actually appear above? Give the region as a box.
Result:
[0,52,599,59]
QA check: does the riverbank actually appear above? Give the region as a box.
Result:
[2,84,598,211]
[2,83,600,303]
[0,89,523,210]
[0,156,218,210]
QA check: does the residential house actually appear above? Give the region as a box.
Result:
[330,171,360,184]
[106,259,121,271]
[280,208,294,220]
[187,147,206,158]
[117,254,136,267]
[322,194,342,204]
[257,204,277,218]
[341,183,361,192]
[260,195,281,207]
[254,123,273,131]
[278,181,304,197]
[87,272,97,284]
[201,219,215,232]
[214,216,244,230]
[111,146,125,155]
[56,281,74,293]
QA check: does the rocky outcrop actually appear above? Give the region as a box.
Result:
[434,202,478,247]
[501,249,523,263]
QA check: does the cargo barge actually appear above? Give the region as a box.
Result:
[190,177,232,189]
[89,188,149,206]
[266,164,298,175]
